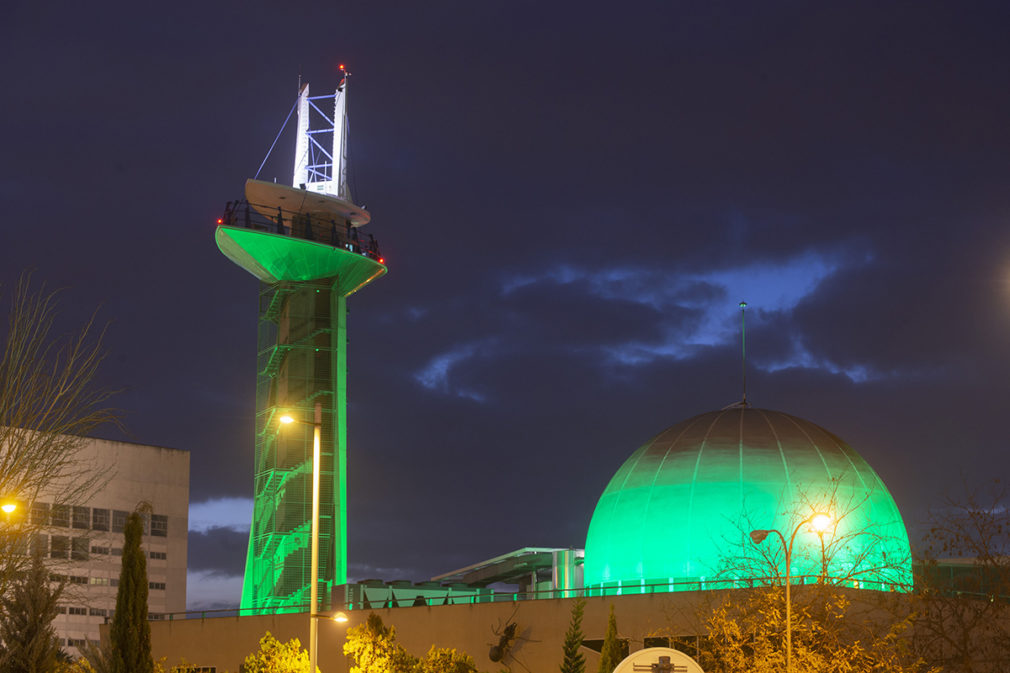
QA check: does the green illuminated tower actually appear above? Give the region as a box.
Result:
[215,72,386,611]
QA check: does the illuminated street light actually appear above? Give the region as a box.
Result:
[810,513,832,533]
[1,502,15,515]
[332,611,349,623]
[750,512,833,673]
[278,403,323,673]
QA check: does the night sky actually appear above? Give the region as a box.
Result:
[4,1,1009,609]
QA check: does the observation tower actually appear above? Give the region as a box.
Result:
[215,70,386,611]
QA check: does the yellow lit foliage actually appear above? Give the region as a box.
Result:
[241,631,316,673]
[700,586,937,673]
[343,613,484,673]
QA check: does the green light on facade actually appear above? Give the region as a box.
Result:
[584,408,912,592]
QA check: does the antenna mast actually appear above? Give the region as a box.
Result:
[740,301,748,407]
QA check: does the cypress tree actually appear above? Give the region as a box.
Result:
[0,550,64,673]
[597,604,621,673]
[110,509,152,673]
[559,598,586,673]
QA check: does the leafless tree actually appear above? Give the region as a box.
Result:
[695,477,927,672]
[712,476,913,591]
[0,273,119,595]
[912,479,1010,673]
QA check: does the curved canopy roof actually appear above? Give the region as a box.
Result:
[584,407,911,591]
[215,226,385,295]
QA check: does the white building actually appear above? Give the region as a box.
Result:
[30,437,189,656]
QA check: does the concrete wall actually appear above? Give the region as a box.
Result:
[152,592,707,672]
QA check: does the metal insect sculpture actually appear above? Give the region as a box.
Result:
[489,605,521,664]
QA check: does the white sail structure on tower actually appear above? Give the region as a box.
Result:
[291,75,353,202]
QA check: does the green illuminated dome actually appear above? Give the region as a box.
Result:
[584,407,912,591]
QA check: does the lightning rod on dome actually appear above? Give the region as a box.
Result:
[722,301,751,410]
[740,300,749,407]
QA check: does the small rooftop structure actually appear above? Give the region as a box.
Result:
[432,547,584,594]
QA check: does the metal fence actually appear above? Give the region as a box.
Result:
[157,573,909,622]
[219,200,382,262]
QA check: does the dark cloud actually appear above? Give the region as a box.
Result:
[186,527,247,577]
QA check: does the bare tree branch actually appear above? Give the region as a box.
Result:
[0,273,120,595]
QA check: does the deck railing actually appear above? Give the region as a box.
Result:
[219,200,382,263]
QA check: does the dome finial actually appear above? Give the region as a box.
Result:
[723,301,750,410]
[740,301,748,407]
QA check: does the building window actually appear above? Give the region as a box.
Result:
[111,510,128,533]
[72,506,90,529]
[111,548,122,556]
[89,577,110,586]
[31,534,48,557]
[149,582,166,591]
[151,514,168,537]
[51,504,70,528]
[111,579,119,587]
[54,606,67,614]
[91,546,109,555]
[50,535,69,559]
[71,537,89,561]
[68,576,87,585]
[89,608,107,617]
[68,638,87,648]
[31,502,49,526]
[68,606,87,616]
[92,508,110,531]
[150,551,167,560]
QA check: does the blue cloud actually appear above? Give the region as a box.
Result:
[414,340,493,401]
[497,246,882,380]
[189,497,253,533]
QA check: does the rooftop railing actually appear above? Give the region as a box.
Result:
[155,573,909,622]
[219,200,382,263]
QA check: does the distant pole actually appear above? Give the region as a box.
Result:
[740,301,748,406]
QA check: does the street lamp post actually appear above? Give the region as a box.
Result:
[750,512,832,673]
[280,402,323,673]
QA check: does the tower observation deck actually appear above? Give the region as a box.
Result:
[215,73,386,612]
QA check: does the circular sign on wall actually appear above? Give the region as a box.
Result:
[612,647,704,673]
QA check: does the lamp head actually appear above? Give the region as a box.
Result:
[332,611,349,623]
[750,529,769,545]
[1,502,15,514]
[810,512,833,533]
[279,414,295,425]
